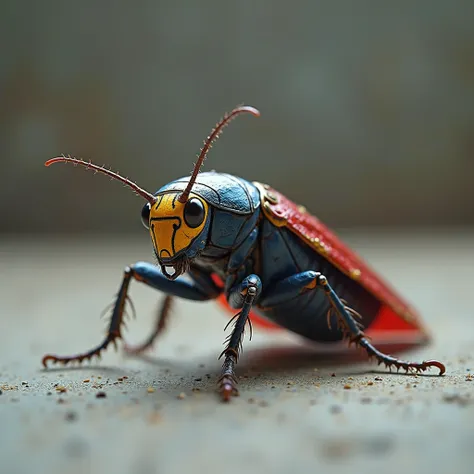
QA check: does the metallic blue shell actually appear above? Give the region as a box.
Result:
[155,172,260,215]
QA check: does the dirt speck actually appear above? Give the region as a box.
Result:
[65,411,77,422]
[177,392,186,400]
[147,387,155,393]
[343,384,352,390]
[95,391,107,399]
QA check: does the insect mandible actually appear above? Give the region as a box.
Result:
[42,105,446,401]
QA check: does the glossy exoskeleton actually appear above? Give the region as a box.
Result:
[42,105,446,401]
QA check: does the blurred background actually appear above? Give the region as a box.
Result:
[1,1,473,236]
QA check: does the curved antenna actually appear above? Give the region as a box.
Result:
[177,105,260,203]
[45,156,156,203]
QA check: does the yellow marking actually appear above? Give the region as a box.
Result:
[149,192,208,258]
[297,205,307,214]
[350,268,361,280]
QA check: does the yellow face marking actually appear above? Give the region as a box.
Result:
[149,192,208,259]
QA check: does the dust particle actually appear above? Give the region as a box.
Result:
[147,387,155,394]
[65,411,77,422]
[148,412,162,424]
[177,392,186,400]
[95,391,107,399]
[442,393,471,406]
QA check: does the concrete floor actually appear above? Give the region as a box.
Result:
[1,232,473,474]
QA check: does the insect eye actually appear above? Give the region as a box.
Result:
[184,198,205,228]
[141,202,151,229]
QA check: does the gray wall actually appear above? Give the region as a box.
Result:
[1,1,473,234]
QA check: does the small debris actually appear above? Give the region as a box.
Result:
[0,390,3,396]
[374,377,383,381]
[46,392,52,396]
[148,412,162,424]
[55,386,67,393]
[57,398,66,404]
[65,411,77,422]
[177,392,186,400]
[83,379,90,383]
[21,381,28,386]
[367,381,374,386]
[147,387,155,394]
[331,373,336,377]
[343,384,352,390]
[194,378,202,382]
[442,393,471,406]
[95,391,107,399]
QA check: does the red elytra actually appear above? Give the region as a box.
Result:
[215,183,430,347]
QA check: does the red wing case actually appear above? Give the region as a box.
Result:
[253,182,430,345]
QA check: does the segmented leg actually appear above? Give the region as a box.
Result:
[42,262,218,368]
[314,273,446,375]
[42,266,133,367]
[218,274,261,401]
[123,295,174,355]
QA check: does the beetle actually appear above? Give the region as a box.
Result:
[42,105,446,401]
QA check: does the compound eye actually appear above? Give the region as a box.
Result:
[184,198,205,228]
[141,202,151,229]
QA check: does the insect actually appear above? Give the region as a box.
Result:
[42,105,446,401]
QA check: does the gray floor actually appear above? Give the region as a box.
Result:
[1,232,473,474]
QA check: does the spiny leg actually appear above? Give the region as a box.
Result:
[123,295,174,355]
[218,274,261,401]
[315,273,446,375]
[42,267,134,367]
[42,262,217,368]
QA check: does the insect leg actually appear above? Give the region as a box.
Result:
[218,274,262,401]
[123,295,173,355]
[123,266,222,355]
[42,262,221,367]
[312,273,446,375]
